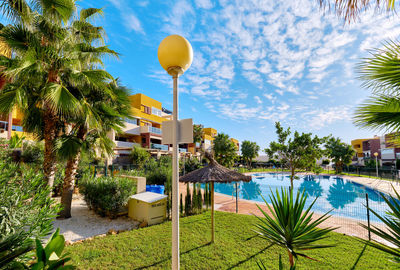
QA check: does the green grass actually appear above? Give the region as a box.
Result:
[65,211,398,269]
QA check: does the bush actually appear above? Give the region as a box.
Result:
[131,146,150,169]
[146,165,172,185]
[79,176,137,218]
[20,141,44,164]
[0,161,60,265]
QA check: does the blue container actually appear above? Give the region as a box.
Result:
[146,185,165,194]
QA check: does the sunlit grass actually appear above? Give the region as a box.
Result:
[66,211,397,269]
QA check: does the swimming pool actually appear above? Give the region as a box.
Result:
[213,173,395,223]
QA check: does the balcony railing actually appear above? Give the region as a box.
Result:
[115,141,140,148]
[150,126,162,134]
[140,126,162,135]
[151,143,169,151]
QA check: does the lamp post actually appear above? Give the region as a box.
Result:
[374,152,379,178]
[158,35,193,270]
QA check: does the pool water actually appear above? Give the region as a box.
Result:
[213,173,396,223]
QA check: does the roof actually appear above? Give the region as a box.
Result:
[179,152,251,184]
[129,192,167,203]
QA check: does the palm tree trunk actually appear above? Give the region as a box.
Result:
[58,126,86,219]
[43,109,58,188]
[288,250,294,267]
[58,151,81,219]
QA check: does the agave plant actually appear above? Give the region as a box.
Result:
[254,188,336,267]
[360,186,400,263]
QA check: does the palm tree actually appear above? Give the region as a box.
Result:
[255,188,336,267]
[318,0,397,22]
[0,1,117,187]
[57,83,131,218]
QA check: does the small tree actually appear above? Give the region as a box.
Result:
[241,140,260,168]
[197,184,202,212]
[131,146,150,169]
[265,122,322,188]
[213,133,238,168]
[180,193,183,216]
[324,136,355,174]
[185,183,191,216]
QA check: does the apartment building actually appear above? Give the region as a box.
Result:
[201,127,217,152]
[351,134,400,166]
[110,93,174,160]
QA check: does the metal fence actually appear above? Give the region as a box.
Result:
[343,166,400,182]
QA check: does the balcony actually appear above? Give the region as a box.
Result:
[140,126,162,135]
[115,141,140,148]
[151,143,169,151]
[121,122,140,135]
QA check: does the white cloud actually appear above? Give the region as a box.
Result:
[254,96,262,104]
[108,0,144,34]
[195,0,213,9]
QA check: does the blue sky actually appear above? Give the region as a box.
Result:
[65,1,400,150]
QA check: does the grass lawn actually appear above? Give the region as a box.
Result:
[66,211,398,269]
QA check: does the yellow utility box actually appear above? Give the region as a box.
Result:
[128,192,168,226]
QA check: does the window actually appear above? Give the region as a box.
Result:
[143,106,151,114]
[152,107,162,116]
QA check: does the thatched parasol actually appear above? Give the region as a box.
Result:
[179,152,251,243]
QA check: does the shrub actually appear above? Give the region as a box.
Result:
[0,161,60,265]
[146,165,172,185]
[79,176,137,218]
[131,146,150,169]
[21,141,44,164]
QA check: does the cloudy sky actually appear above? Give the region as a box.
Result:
[79,0,400,150]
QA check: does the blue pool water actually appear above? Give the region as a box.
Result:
[213,173,397,223]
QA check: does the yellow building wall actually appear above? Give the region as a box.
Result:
[202,128,217,141]
[130,94,168,125]
[351,138,370,158]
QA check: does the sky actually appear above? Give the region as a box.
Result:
[48,1,400,150]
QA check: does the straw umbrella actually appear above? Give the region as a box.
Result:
[179,152,251,243]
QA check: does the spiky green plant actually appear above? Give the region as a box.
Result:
[254,188,336,267]
[360,186,400,263]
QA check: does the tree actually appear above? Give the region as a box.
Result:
[265,122,322,188]
[319,0,397,22]
[131,145,151,169]
[213,133,237,168]
[0,1,117,188]
[255,188,335,267]
[324,136,355,174]
[241,140,260,168]
[56,83,132,218]
[193,124,204,146]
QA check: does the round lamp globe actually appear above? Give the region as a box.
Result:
[158,35,193,74]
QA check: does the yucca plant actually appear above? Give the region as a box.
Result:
[360,186,400,263]
[254,188,336,267]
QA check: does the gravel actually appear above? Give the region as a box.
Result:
[52,195,139,242]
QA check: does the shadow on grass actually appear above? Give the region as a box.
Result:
[133,242,212,269]
[350,244,368,270]
[226,243,274,270]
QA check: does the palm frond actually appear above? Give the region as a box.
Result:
[354,95,400,132]
[358,40,400,95]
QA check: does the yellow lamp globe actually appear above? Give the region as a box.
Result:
[158,35,193,74]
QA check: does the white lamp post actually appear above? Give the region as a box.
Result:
[374,152,379,178]
[158,35,193,270]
